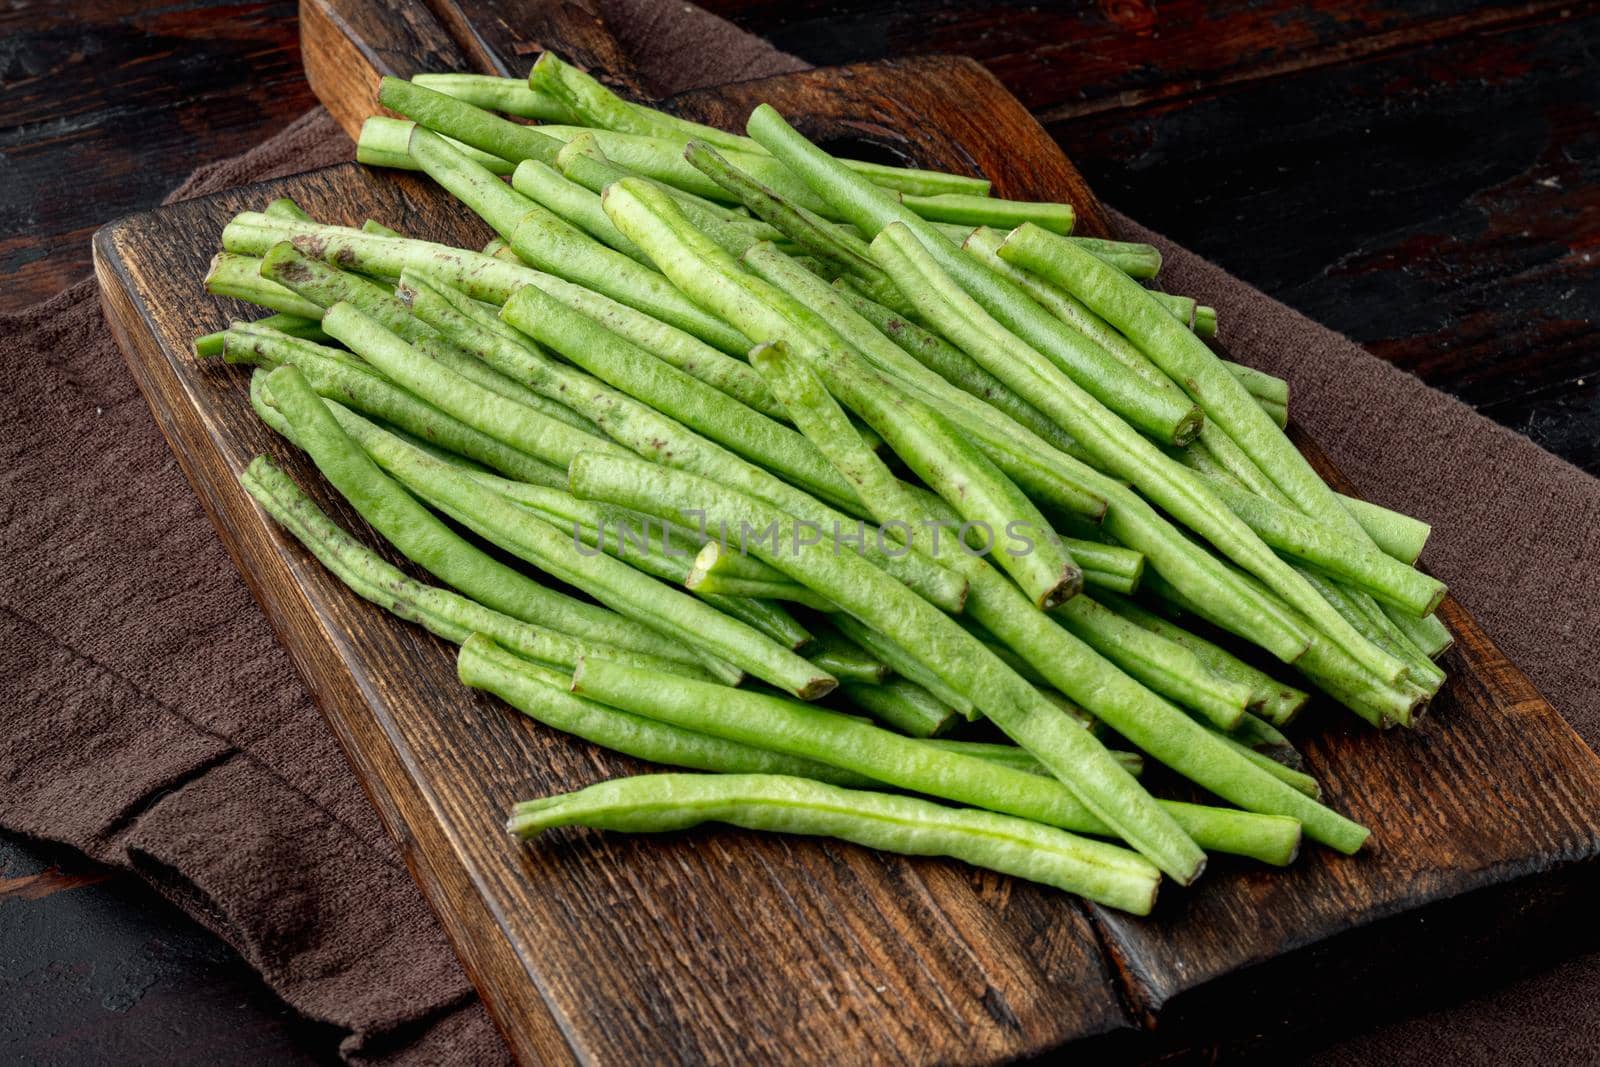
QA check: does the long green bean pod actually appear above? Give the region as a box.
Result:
[576,659,1302,869]
[241,457,713,681]
[509,159,652,265]
[999,224,1417,592]
[603,179,1087,609]
[902,192,1074,234]
[319,301,629,472]
[459,636,862,784]
[744,104,1203,446]
[379,77,563,167]
[744,244,1109,520]
[511,772,1161,911]
[1340,495,1431,565]
[195,312,325,358]
[278,384,835,698]
[682,140,909,310]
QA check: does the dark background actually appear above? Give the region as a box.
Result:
[1,1,1594,1061]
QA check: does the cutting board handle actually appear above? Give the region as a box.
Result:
[302,0,648,136]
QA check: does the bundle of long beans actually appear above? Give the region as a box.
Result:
[202,53,1450,913]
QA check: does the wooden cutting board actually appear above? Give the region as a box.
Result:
[91,1,1600,1061]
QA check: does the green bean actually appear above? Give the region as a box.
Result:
[536,123,843,216]
[379,77,563,167]
[1387,603,1453,659]
[511,772,1161,910]
[498,282,865,513]
[575,659,1303,868]
[683,566,837,611]
[1141,569,1419,728]
[1064,237,1163,279]
[356,115,515,175]
[1051,595,1251,731]
[509,159,652,265]
[459,636,862,784]
[245,370,708,669]
[411,73,573,122]
[405,126,750,356]
[574,658,1172,876]
[1340,495,1431,565]
[319,301,629,472]
[1067,541,1145,593]
[568,452,1215,880]
[1230,712,1303,767]
[1095,592,1309,726]
[278,383,831,698]
[829,614,977,720]
[1259,399,1288,429]
[361,219,401,238]
[838,679,953,736]
[257,241,603,437]
[1210,728,1320,798]
[194,312,325,359]
[1223,360,1289,407]
[807,645,890,685]
[699,595,814,651]
[1152,291,1196,328]
[874,222,1411,683]
[228,327,567,486]
[1195,305,1218,338]
[683,140,910,310]
[902,192,1074,234]
[745,104,1203,445]
[264,197,310,221]
[604,181,1087,608]
[240,456,713,681]
[399,268,968,614]
[1198,475,1445,617]
[204,252,325,318]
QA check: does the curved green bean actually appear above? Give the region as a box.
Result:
[575,659,1302,869]
[378,77,562,167]
[410,73,573,122]
[902,192,1074,234]
[509,772,1160,912]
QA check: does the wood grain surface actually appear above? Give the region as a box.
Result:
[94,30,1600,1059]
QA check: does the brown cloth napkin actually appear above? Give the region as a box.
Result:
[2,1,1596,1062]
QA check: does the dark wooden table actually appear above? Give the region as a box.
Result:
[3,0,1597,1062]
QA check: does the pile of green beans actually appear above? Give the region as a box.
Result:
[199,53,1455,912]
